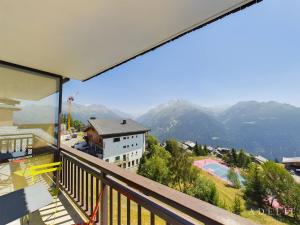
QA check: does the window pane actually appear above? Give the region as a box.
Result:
[0,64,60,196]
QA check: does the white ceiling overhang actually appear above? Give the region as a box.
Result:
[0,0,260,81]
[0,64,59,101]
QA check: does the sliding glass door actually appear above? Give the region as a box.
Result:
[0,63,61,196]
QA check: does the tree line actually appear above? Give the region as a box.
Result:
[138,136,219,206]
[223,148,252,169]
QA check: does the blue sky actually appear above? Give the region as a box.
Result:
[63,0,300,114]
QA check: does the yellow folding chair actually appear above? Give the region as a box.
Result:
[28,162,63,224]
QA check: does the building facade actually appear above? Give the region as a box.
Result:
[85,119,149,169]
[282,157,300,170]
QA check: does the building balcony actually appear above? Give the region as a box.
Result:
[54,145,256,225]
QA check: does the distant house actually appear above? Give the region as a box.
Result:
[209,147,231,158]
[207,146,214,152]
[85,118,150,169]
[282,157,300,170]
[177,141,189,151]
[177,141,196,151]
[254,155,268,164]
[216,147,231,153]
[183,141,196,149]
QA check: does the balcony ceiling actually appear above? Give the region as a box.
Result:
[0,0,259,81]
[0,64,59,101]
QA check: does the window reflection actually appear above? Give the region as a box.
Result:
[0,64,60,196]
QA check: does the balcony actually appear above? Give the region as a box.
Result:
[0,1,263,224]
[55,145,256,225]
[0,144,257,225]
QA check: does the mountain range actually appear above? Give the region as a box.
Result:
[14,100,300,160]
[138,100,300,160]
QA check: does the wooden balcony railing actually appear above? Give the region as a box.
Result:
[0,133,33,153]
[59,145,257,225]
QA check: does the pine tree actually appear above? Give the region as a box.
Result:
[244,164,265,206]
[227,168,241,189]
[203,144,209,156]
[232,195,243,215]
[231,148,238,165]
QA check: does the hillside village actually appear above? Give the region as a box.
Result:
[62,115,300,182]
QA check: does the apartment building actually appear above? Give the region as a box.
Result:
[85,118,149,169]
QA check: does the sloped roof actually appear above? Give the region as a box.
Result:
[88,119,150,136]
[0,0,261,81]
[282,157,300,164]
[184,141,196,148]
[255,155,268,163]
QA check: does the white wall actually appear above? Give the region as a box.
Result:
[102,133,145,168]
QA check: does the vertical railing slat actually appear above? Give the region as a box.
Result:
[67,160,70,191]
[85,171,89,212]
[150,212,155,225]
[109,186,113,225]
[96,178,100,223]
[117,192,121,225]
[77,165,80,202]
[70,162,74,196]
[81,168,84,207]
[64,158,67,188]
[74,164,77,199]
[90,175,94,216]
[127,198,130,225]
[138,205,142,225]
[101,175,108,225]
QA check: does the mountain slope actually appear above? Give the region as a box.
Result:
[138,100,300,159]
[138,100,230,146]
[220,101,300,159]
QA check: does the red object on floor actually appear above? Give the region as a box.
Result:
[11,159,26,163]
[73,190,103,225]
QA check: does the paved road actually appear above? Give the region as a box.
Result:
[61,135,80,148]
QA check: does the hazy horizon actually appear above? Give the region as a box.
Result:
[60,99,300,118]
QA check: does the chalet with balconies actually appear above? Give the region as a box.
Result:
[85,118,149,169]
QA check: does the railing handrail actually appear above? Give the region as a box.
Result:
[60,144,257,225]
